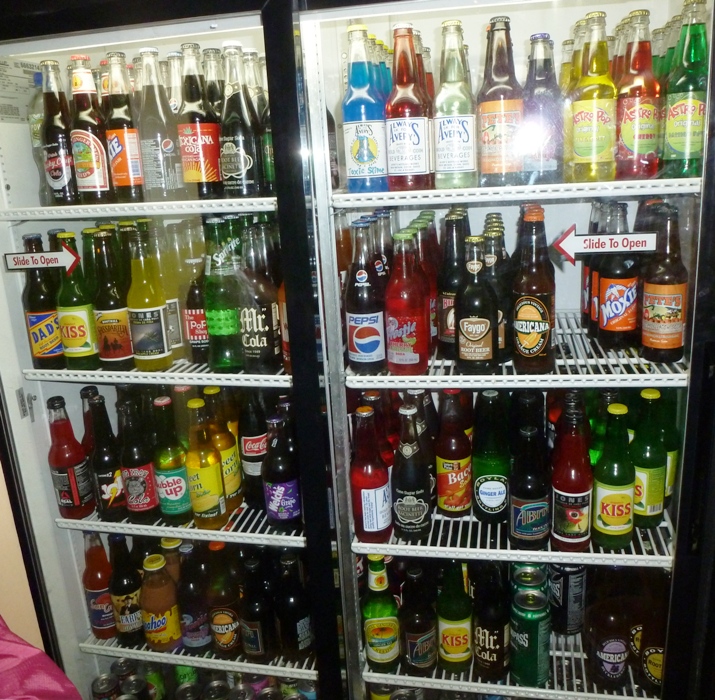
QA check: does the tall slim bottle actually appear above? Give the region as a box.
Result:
[559,40,574,95]
[386,23,433,191]
[571,12,617,183]
[563,20,588,182]
[433,20,477,189]
[342,24,388,193]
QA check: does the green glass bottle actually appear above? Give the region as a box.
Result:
[592,403,635,550]
[362,554,399,673]
[662,0,708,178]
[56,231,100,369]
[437,559,472,673]
[588,388,619,467]
[658,388,681,508]
[81,227,99,301]
[631,389,667,528]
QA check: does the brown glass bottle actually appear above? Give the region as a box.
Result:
[399,566,437,676]
[473,561,510,681]
[437,214,465,359]
[240,557,278,663]
[207,541,241,659]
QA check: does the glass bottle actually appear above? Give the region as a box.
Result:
[203,48,224,114]
[399,565,437,676]
[207,541,241,659]
[275,552,314,663]
[262,415,302,532]
[82,532,116,640]
[559,40,574,95]
[563,20,588,182]
[240,557,278,663]
[108,533,144,647]
[362,554,400,672]
[178,541,212,654]
[437,559,472,672]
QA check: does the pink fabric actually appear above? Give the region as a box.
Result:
[0,616,82,699]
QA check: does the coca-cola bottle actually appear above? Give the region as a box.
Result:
[69,54,114,203]
[239,390,268,510]
[39,59,78,205]
[177,43,223,199]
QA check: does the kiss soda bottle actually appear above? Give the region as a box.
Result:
[342,25,388,192]
[385,23,433,191]
[385,231,430,375]
[616,10,661,180]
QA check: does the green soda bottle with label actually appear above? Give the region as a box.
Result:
[437,559,473,673]
[662,0,709,178]
[362,554,400,673]
[592,403,635,550]
[631,389,667,528]
[571,11,617,182]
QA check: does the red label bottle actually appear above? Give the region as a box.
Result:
[83,531,116,639]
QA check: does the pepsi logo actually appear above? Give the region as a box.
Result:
[356,269,368,283]
[350,324,383,355]
[374,260,384,274]
[161,138,175,154]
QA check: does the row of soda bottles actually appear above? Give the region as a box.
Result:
[342,198,687,379]
[32,39,275,207]
[22,213,290,375]
[349,383,680,552]
[340,1,708,193]
[49,383,302,533]
[368,690,513,700]
[90,656,318,699]
[82,533,314,667]
[359,555,669,694]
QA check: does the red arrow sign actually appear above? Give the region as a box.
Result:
[553,225,657,265]
[4,241,81,274]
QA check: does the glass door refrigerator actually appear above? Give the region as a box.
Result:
[0,2,341,697]
[295,0,715,698]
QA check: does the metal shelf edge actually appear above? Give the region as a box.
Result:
[79,636,318,680]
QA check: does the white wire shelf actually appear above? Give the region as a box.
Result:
[80,634,318,680]
[352,511,673,569]
[345,312,689,390]
[56,504,306,547]
[0,197,277,221]
[362,633,657,698]
[332,177,701,209]
[23,360,292,387]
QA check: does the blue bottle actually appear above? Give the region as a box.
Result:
[342,24,389,192]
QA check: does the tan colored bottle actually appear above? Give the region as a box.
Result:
[160,537,182,584]
[141,553,182,651]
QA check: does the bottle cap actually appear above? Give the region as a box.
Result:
[153,396,172,407]
[139,46,159,55]
[80,385,99,399]
[347,23,367,32]
[56,231,76,239]
[398,405,417,416]
[22,233,42,241]
[161,537,182,550]
[367,554,384,562]
[39,59,60,67]
[640,388,661,400]
[143,554,166,571]
[629,9,650,17]
[465,235,483,243]
[489,16,511,24]
[356,406,374,417]
[441,19,462,28]
[362,390,380,400]
[607,403,628,416]
[266,415,284,427]
[203,386,220,395]
[187,398,205,409]
[173,385,193,393]
[585,11,607,20]
[203,48,221,56]
[70,54,90,62]
[392,231,414,241]
[524,206,545,222]
[208,541,225,551]
[530,33,550,41]
[392,22,413,31]
[444,389,460,395]
[482,389,499,399]
[406,389,425,396]
[562,39,575,46]
[519,426,538,438]
[180,42,201,51]
[46,396,65,409]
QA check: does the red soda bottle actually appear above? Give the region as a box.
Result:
[360,391,395,470]
[616,10,660,180]
[385,230,430,375]
[83,531,116,639]
[414,220,438,351]
[386,23,433,191]
[47,395,95,519]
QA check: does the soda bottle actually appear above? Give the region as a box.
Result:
[326,107,341,189]
[482,216,511,361]
[592,404,635,550]
[259,100,275,195]
[612,19,630,88]
[385,231,430,375]
[185,398,229,529]
[181,257,209,364]
[166,51,183,114]
[141,554,183,652]
[551,407,593,552]
[126,228,173,372]
[177,43,223,199]
[239,390,268,510]
[473,561,510,681]
[152,396,192,526]
[207,541,241,659]
[403,389,437,504]
[660,17,682,83]
[522,33,564,184]
[362,554,400,672]
[219,46,263,198]
[80,228,98,304]
[105,52,144,202]
[423,45,435,99]
[108,533,144,647]
[662,0,708,178]
[360,391,395,473]
[92,230,134,370]
[631,389,667,529]
[203,48,224,115]
[455,235,499,374]
[79,384,98,458]
[177,542,212,654]
[642,203,688,362]
[240,557,278,663]
[435,389,472,517]
[570,12,617,182]
[391,404,432,541]
[616,11,661,180]
[512,205,555,374]
[56,232,100,370]
[69,55,113,203]
[477,16,525,187]
[437,214,465,359]
[559,40,575,95]
[83,532,116,640]
[651,28,667,81]
[413,220,438,349]
[29,71,53,206]
[437,559,472,673]
[386,23,433,191]
[275,552,314,662]
[21,234,63,369]
[433,20,477,189]
[118,399,161,524]
[563,19,588,183]
[638,569,669,693]
[342,24,388,193]
[399,565,437,675]
[88,394,127,522]
[138,47,183,201]
[244,48,268,118]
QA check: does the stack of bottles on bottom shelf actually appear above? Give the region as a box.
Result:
[90,658,317,699]
[49,384,301,532]
[361,555,669,697]
[83,534,315,672]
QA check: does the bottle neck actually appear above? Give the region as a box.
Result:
[393,31,419,87]
[582,22,610,77]
[142,54,162,88]
[354,413,381,461]
[526,40,556,86]
[521,221,548,265]
[399,412,419,447]
[440,28,466,84]
[90,401,115,444]
[626,21,654,76]
[367,560,388,592]
[392,239,417,276]
[604,413,630,454]
[108,60,130,96]
[465,240,485,280]
[155,405,179,446]
[224,52,246,90]
[485,25,518,84]
[658,215,682,257]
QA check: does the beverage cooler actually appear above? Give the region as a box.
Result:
[0,1,342,698]
[293,0,715,698]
